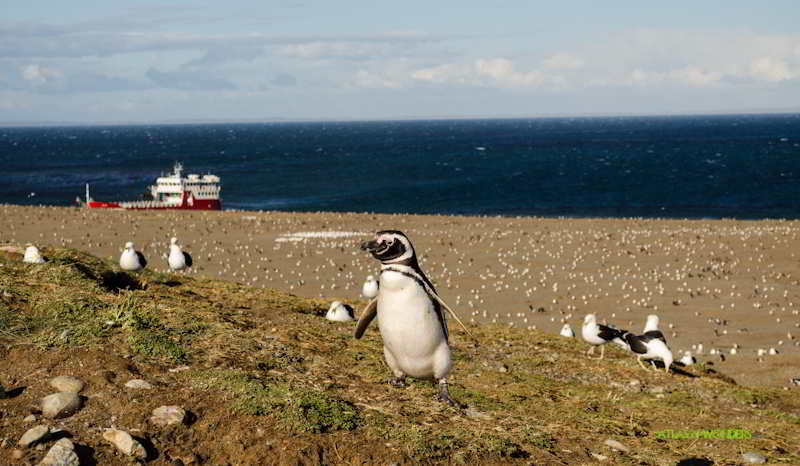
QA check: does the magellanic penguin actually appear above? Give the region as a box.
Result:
[355,230,469,407]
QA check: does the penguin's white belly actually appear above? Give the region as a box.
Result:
[377,272,449,379]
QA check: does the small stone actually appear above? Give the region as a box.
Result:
[604,439,630,453]
[41,393,82,419]
[18,425,49,448]
[150,406,186,427]
[103,429,147,459]
[50,375,86,393]
[497,364,509,373]
[648,386,665,394]
[590,452,608,461]
[49,376,85,394]
[38,438,79,466]
[23,414,37,423]
[124,379,153,390]
[742,452,767,464]
[464,407,493,421]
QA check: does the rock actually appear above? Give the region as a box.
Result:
[648,386,665,394]
[604,438,630,453]
[23,414,38,423]
[49,377,85,394]
[17,425,49,448]
[464,407,493,421]
[38,438,79,466]
[150,406,187,427]
[590,452,608,461]
[124,379,153,390]
[41,393,82,419]
[103,429,146,459]
[742,452,767,464]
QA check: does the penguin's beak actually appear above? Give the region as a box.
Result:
[360,239,381,252]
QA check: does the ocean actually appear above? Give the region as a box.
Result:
[2,114,799,219]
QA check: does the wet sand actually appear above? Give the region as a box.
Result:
[2,204,799,388]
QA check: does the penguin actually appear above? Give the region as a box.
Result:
[23,244,46,264]
[168,237,193,271]
[326,301,355,322]
[559,323,575,338]
[355,230,461,406]
[361,275,379,299]
[120,242,147,271]
[581,314,628,359]
[623,331,674,373]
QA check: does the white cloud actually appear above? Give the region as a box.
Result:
[748,57,794,82]
[353,70,401,89]
[541,53,584,71]
[22,64,58,83]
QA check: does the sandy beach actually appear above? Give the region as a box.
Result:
[2,204,799,388]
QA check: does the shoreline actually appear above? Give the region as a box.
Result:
[2,204,799,388]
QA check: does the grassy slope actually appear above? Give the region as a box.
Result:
[0,246,798,465]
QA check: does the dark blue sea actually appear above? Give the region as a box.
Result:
[2,114,799,219]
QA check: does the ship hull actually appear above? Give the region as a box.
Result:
[88,199,221,210]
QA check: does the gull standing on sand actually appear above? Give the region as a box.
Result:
[361,275,378,299]
[326,301,355,322]
[23,244,46,264]
[581,314,628,359]
[560,323,575,338]
[119,242,147,271]
[168,237,193,271]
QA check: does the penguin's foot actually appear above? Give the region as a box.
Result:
[436,380,460,408]
[388,376,407,388]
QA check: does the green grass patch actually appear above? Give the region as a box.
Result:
[128,330,187,363]
[189,369,361,433]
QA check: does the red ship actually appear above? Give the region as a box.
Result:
[86,162,222,210]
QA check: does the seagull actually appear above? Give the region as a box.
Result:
[679,351,696,366]
[581,314,628,359]
[168,237,193,271]
[560,323,575,338]
[119,242,147,271]
[326,301,354,322]
[623,331,673,373]
[23,244,46,264]
[643,314,661,333]
[361,275,378,299]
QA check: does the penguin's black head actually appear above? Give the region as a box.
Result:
[361,230,416,264]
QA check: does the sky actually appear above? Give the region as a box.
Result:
[1,1,799,124]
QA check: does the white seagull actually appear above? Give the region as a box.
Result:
[119,242,147,271]
[560,323,575,338]
[326,301,355,322]
[679,351,696,366]
[168,237,193,271]
[623,330,673,373]
[643,314,661,333]
[23,244,46,264]
[361,275,378,299]
[581,314,628,359]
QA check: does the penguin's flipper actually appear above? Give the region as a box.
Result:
[429,292,477,343]
[354,298,378,339]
